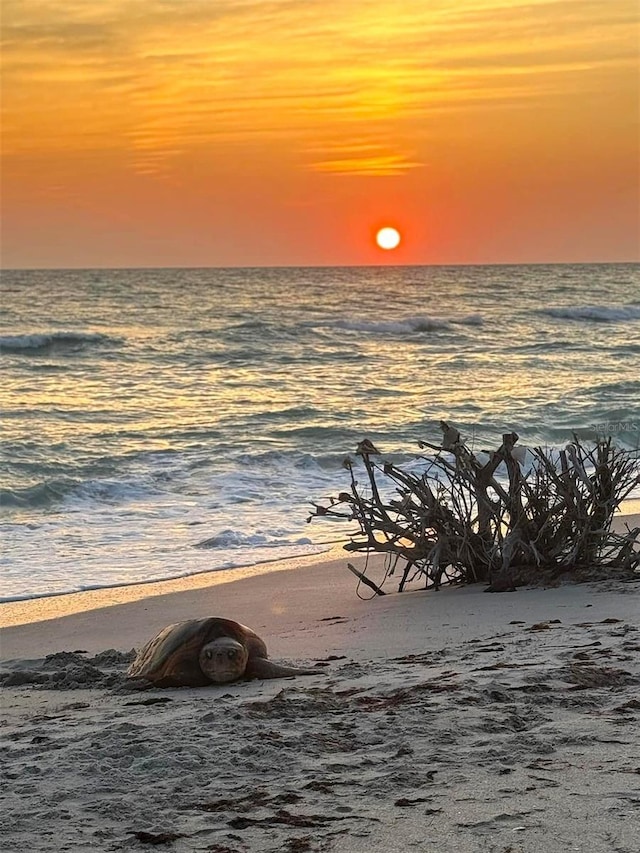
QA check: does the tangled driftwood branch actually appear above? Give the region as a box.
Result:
[310,424,640,592]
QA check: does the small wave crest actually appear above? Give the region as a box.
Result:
[193,528,313,550]
[313,313,483,336]
[0,330,118,354]
[541,305,640,323]
[0,479,78,509]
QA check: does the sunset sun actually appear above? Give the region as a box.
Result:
[376,227,401,250]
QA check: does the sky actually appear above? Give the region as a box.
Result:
[1,0,638,268]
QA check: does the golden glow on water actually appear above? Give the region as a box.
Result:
[1,289,627,454]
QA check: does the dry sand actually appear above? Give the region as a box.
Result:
[1,515,639,853]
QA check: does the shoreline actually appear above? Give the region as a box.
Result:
[0,545,342,630]
[1,511,638,662]
[0,551,388,660]
[2,507,638,633]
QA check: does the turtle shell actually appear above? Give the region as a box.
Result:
[127,617,267,687]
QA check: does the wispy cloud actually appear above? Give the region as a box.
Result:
[311,153,423,177]
[2,0,637,176]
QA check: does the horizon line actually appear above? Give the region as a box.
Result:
[2,259,639,274]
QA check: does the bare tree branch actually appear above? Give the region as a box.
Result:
[311,426,640,593]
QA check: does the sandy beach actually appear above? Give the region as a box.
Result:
[2,515,639,853]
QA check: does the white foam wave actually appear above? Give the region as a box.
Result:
[542,305,640,323]
[193,528,314,549]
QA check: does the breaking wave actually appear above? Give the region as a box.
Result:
[193,529,314,549]
[0,331,119,354]
[0,478,150,510]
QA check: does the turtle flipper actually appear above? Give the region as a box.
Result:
[245,657,316,680]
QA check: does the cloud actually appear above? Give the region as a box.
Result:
[309,142,423,176]
[2,0,637,176]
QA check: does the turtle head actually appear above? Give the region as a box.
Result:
[199,637,248,684]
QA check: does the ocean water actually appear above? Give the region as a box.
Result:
[1,264,639,602]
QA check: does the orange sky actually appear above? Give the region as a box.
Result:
[1,0,638,268]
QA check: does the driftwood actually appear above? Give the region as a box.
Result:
[310,425,640,592]
[347,562,386,596]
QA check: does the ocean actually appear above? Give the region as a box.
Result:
[1,264,639,602]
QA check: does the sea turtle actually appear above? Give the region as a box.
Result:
[127,617,316,687]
